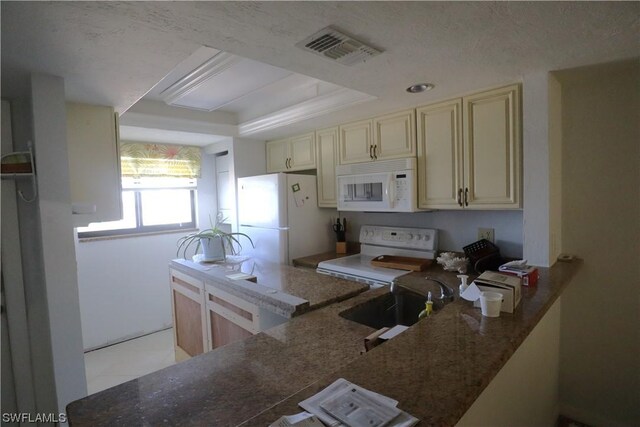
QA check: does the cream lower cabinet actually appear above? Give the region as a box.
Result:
[266,132,315,172]
[170,269,208,361]
[417,84,521,210]
[315,127,339,208]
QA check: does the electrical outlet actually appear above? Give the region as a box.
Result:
[478,227,495,243]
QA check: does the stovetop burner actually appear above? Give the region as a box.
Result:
[317,225,437,287]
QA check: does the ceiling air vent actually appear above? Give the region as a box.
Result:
[296,27,382,66]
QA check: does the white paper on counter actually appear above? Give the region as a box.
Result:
[299,378,418,427]
[379,325,409,340]
[460,283,482,301]
[269,412,324,427]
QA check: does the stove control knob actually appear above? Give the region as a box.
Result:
[415,234,423,240]
[407,233,414,240]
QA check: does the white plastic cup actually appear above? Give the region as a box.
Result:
[479,291,503,317]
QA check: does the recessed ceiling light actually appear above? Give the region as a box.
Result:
[406,83,435,93]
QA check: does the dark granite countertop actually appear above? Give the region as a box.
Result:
[67,260,580,426]
[171,258,368,317]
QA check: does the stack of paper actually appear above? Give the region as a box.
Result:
[298,378,418,427]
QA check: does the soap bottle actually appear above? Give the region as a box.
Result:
[457,274,469,296]
[418,291,433,320]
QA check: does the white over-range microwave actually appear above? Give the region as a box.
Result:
[336,158,418,212]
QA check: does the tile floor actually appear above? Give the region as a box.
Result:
[84,328,176,395]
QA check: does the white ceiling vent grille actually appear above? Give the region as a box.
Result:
[296,27,382,66]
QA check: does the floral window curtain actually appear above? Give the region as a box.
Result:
[120,142,201,178]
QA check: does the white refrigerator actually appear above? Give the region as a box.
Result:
[238,173,334,264]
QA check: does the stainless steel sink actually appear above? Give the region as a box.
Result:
[340,288,434,329]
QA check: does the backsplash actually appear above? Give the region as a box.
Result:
[340,210,523,258]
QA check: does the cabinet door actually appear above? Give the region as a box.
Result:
[205,286,258,350]
[373,109,416,160]
[266,139,289,173]
[315,127,338,208]
[66,103,123,224]
[417,100,464,209]
[289,132,316,171]
[169,269,207,361]
[463,84,521,209]
[338,119,373,164]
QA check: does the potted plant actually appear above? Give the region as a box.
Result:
[177,214,254,261]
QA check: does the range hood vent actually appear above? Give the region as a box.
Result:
[296,27,382,66]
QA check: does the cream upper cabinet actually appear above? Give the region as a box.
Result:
[417,99,464,209]
[339,111,416,165]
[338,119,373,164]
[266,138,289,173]
[315,127,338,208]
[66,103,123,224]
[289,132,315,171]
[463,84,521,209]
[373,109,416,160]
[417,84,521,210]
[266,132,315,173]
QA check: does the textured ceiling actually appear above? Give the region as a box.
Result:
[2,1,638,140]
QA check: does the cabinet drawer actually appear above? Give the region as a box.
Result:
[205,285,259,335]
[170,269,204,296]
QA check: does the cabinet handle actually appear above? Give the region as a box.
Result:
[457,188,463,207]
[373,145,378,159]
[464,187,469,206]
[286,158,290,169]
[369,145,373,159]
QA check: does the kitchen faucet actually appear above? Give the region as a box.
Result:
[390,277,455,302]
[424,276,455,302]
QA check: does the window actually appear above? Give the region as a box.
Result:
[77,177,196,238]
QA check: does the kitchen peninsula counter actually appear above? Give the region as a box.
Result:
[67,260,581,426]
[170,257,368,317]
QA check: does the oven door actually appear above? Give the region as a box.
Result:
[337,172,395,211]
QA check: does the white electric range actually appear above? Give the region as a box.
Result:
[317,225,438,287]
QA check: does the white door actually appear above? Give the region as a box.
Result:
[215,152,234,229]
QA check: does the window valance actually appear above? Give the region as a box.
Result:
[120,143,201,178]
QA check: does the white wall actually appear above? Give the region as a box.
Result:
[29,73,87,415]
[75,232,188,350]
[522,72,563,267]
[557,59,640,426]
[457,298,562,427]
[342,210,523,258]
